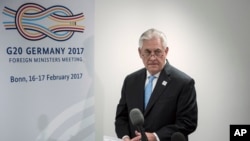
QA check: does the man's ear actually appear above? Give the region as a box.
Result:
[138,47,143,58]
[165,47,169,54]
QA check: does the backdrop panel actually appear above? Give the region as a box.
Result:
[0,0,94,140]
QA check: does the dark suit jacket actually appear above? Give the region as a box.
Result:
[115,61,198,141]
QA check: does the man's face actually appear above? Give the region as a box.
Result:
[139,38,168,75]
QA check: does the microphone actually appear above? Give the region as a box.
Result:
[171,132,186,141]
[129,108,148,141]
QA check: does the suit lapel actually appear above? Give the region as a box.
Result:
[136,69,147,113]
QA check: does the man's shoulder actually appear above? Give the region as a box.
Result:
[125,68,146,79]
[165,64,194,81]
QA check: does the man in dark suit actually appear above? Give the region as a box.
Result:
[115,28,198,141]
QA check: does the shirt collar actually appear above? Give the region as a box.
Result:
[146,71,160,78]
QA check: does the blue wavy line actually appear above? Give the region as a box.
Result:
[2,12,15,18]
[3,21,15,24]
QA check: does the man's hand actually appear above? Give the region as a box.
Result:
[122,136,131,141]
[129,131,141,141]
[129,131,157,141]
[145,132,157,141]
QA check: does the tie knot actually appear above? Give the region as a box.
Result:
[148,75,155,82]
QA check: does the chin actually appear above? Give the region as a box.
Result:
[148,69,160,74]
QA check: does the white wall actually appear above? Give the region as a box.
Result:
[95,0,250,140]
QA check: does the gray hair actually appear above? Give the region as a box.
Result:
[139,28,167,48]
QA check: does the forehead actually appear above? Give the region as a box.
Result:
[142,38,164,50]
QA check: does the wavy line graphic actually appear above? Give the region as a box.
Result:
[3,3,85,41]
[36,97,95,141]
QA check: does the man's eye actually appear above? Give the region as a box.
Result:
[155,50,161,54]
[144,51,151,54]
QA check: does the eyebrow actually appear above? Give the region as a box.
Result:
[144,49,162,52]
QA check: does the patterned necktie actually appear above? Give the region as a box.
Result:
[144,75,155,109]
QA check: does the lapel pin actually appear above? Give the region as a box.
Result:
[162,81,167,86]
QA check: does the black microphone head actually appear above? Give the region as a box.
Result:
[129,108,144,127]
[171,132,186,141]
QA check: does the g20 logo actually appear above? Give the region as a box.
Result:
[3,3,85,41]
